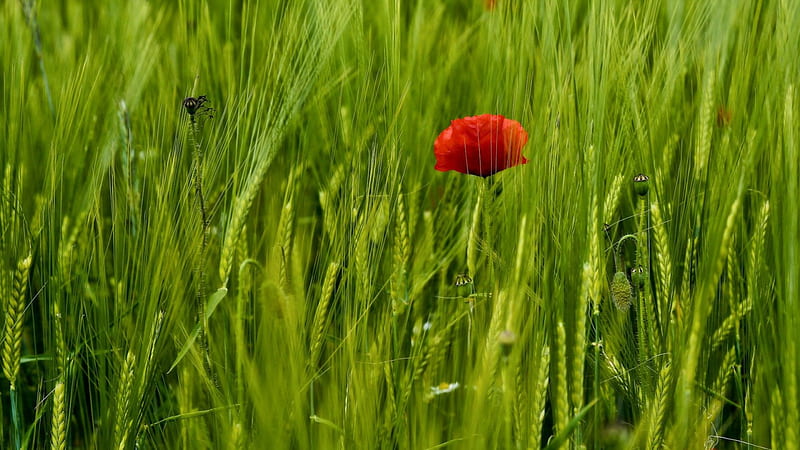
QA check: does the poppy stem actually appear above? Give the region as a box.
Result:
[481,178,497,284]
[467,189,483,278]
[188,115,217,389]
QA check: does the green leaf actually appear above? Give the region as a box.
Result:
[543,399,598,450]
[168,287,228,373]
[205,287,229,321]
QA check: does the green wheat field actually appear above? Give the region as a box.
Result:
[2,0,799,448]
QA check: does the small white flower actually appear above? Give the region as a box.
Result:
[430,382,460,396]
[423,321,432,331]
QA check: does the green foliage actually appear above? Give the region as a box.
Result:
[1,0,798,448]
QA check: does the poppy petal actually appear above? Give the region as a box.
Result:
[433,114,528,177]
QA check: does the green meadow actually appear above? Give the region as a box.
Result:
[2,0,799,448]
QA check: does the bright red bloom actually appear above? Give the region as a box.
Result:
[434,114,529,177]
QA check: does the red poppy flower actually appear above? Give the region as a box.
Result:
[434,114,529,177]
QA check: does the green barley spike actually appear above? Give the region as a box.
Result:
[50,381,66,450]
[2,254,32,387]
[392,191,410,316]
[553,322,569,435]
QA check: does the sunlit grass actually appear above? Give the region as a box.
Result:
[1,0,798,448]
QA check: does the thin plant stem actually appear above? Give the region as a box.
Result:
[20,0,54,118]
[188,114,215,388]
[10,387,21,450]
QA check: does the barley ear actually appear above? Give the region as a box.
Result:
[647,362,671,449]
[747,200,769,295]
[694,70,715,180]
[711,347,736,402]
[603,174,625,221]
[650,201,672,324]
[513,355,526,446]
[571,263,593,416]
[274,168,297,292]
[482,291,509,390]
[320,164,346,238]
[50,302,68,450]
[219,195,246,286]
[381,362,398,440]
[2,254,32,387]
[392,192,410,316]
[220,162,274,285]
[553,322,569,435]
[57,213,86,280]
[770,386,785,450]
[229,422,244,450]
[277,196,295,292]
[50,381,67,450]
[574,192,601,426]
[309,262,339,370]
[529,345,550,449]
[677,194,741,429]
[114,351,136,450]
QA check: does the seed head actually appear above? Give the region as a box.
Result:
[183,95,207,115]
[183,95,215,119]
[454,273,473,287]
[633,173,650,196]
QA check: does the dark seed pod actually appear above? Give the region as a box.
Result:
[454,273,473,287]
[610,272,633,311]
[183,95,209,115]
[633,174,649,196]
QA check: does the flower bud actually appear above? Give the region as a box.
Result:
[183,96,205,115]
[610,272,633,311]
[633,174,649,196]
[499,330,517,357]
[454,273,473,287]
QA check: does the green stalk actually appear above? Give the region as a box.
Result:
[188,110,215,388]
[483,176,497,282]
[592,291,601,444]
[10,386,21,450]
[20,0,54,118]
[635,195,651,365]
[645,190,662,343]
